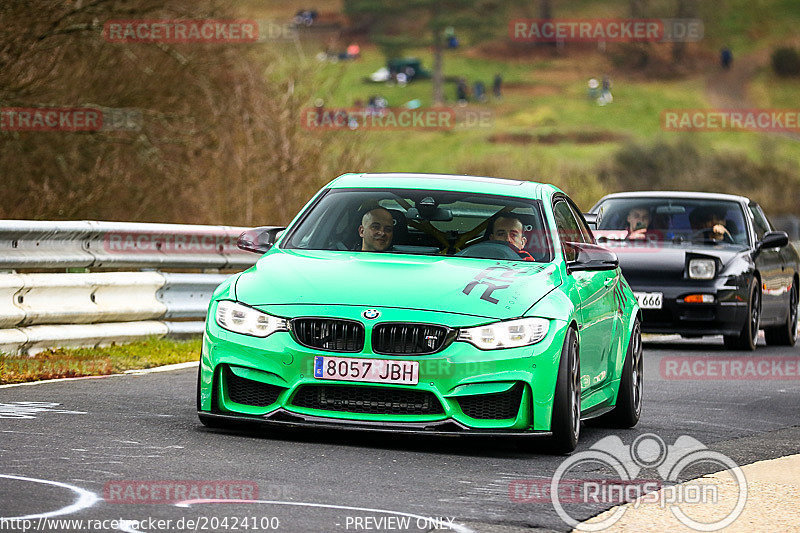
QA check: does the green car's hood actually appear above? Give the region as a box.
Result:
[235,249,561,320]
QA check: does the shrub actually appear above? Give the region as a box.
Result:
[771,47,800,77]
[599,139,800,215]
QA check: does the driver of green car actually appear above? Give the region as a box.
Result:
[359,207,395,252]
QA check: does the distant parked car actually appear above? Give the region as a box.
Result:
[588,192,799,350]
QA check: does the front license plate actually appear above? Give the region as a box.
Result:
[313,356,419,385]
[634,291,663,309]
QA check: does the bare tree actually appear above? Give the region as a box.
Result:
[0,0,366,225]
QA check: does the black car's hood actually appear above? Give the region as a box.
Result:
[599,241,748,283]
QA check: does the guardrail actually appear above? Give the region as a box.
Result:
[0,220,259,270]
[0,220,264,355]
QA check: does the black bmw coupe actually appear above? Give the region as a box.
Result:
[588,192,798,350]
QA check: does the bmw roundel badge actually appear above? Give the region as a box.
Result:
[362,309,381,320]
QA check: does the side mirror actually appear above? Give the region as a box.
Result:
[757,230,789,251]
[237,226,286,254]
[567,242,619,272]
[583,213,598,229]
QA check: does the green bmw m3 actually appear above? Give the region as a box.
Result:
[197,173,642,452]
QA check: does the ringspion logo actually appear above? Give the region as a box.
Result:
[531,434,747,531]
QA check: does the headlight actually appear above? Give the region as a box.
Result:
[456,318,549,350]
[215,300,288,337]
[688,258,716,280]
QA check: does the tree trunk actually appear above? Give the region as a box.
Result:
[432,26,444,105]
[671,0,696,64]
[629,0,647,17]
[539,0,552,19]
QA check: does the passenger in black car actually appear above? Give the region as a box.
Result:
[624,206,651,240]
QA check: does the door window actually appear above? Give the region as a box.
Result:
[553,200,587,261]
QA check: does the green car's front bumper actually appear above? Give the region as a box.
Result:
[198,304,570,436]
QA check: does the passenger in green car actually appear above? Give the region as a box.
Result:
[490,214,536,261]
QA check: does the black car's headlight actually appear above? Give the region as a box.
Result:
[456,318,549,349]
[688,258,716,280]
[215,301,288,337]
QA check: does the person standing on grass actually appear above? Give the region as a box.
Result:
[721,46,733,69]
[493,73,502,99]
[456,78,468,104]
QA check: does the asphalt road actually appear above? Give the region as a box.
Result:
[1,336,799,533]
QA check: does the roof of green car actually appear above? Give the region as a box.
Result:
[328,173,558,199]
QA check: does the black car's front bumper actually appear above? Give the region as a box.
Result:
[629,279,749,336]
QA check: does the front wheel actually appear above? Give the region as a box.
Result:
[543,326,581,454]
[593,319,643,428]
[764,281,798,347]
[723,279,760,351]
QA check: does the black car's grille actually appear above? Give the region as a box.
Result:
[457,384,524,420]
[372,323,451,355]
[291,385,444,415]
[291,318,365,352]
[225,367,283,407]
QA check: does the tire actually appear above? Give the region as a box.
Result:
[593,319,643,428]
[765,281,798,347]
[723,279,760,351]
[543,326,581,454]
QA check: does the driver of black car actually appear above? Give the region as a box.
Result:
[487,214,536,261]
[689,206,733,243]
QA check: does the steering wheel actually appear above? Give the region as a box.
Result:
[454,240,522,260]
[688,228,735,244]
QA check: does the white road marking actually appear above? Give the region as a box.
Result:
[0,474,99,520]
[174,498,474,533]
[0,401,86,419]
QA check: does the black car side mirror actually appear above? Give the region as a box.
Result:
[567,242,619,272]
[757,231,789,252]
[237,226,286,254]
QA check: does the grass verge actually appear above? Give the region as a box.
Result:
[0,337,200,385]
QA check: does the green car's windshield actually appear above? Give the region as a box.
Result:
[594,198,750,248]
[282,188,553,262]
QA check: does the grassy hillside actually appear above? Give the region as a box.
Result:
[241,0,800,213]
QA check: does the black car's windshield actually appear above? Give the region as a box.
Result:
[283,188,552,262]
[593,198,750,247]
